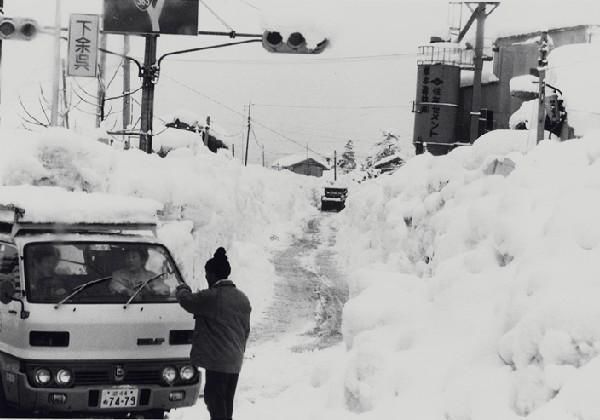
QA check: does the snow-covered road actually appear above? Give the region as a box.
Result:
[173,213,349,419]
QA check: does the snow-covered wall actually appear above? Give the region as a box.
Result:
[0,128,321,321]
[333,131,600,419]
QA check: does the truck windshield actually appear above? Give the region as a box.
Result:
[24,242,183,304]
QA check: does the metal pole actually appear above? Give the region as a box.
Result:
[334,150,337,181]
[96,33,106,128]
[123,35,131,149]
[469,3,486,142]
[140,34,158,153]
[50,0,62,126]
[244,103,251,166]
[537,32,548,144]
[0,0,4,125]
[61,59,69,128]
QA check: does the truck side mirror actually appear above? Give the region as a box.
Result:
[0,279,16,304]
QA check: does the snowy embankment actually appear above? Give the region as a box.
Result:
[332,130,600,419]
[0,128,321,322]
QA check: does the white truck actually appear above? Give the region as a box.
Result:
[0,191,200,418]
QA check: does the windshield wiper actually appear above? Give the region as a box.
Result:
[123,272,168,309]
[54,275,113,309]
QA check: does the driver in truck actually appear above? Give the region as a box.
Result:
[109,246,170,297]
[29,245,66,299]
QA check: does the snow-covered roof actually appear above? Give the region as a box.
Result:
[510,74,539,97]
[0,186,162,225]
[373,153,404,169]
[271,154,330,169]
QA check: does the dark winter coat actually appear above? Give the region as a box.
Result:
[176,280,251,374]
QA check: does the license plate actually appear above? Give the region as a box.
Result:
[100,387,139,409]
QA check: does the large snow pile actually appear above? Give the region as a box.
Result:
[0,128,321,321]
[547,42,600,137]
[332,130,600,419]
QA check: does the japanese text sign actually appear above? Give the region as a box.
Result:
[67,14,100,78]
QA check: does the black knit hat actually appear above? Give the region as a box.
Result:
[205,247,231,280]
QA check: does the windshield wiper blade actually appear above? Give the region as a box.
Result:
[54,275,113,309]
[123,272,168,309]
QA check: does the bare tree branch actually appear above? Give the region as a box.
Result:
[19,97,48,127]
[72,87,100,107]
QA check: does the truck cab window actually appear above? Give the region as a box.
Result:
[0,243,20,293]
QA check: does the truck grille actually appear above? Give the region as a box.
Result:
[74,366,160,386]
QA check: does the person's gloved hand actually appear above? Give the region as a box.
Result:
[175,283,192,294]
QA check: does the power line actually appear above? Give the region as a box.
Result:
[233,0,260,10]
[167,52,418,65]
[163,76,327,158]
[199,0,234,32]
[252,103,411,110]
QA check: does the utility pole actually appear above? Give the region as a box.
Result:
[0,0,3,124]
[50,0,61,126]
[123,35,131,149]
[334,150,337,182]
[61,59,69,128]
[537,31,549,144]
[140,34,158,153]
[244,102,251,166]
[464,2,499,142]
[262,145,265,167]
[96,33,107,128]
[232,144,235,158]
[469,3,486,142]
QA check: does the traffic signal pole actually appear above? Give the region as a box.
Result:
[140,34,158,153]
[536,32,549,144]
[50,0,61,126]
[0,0,4,124]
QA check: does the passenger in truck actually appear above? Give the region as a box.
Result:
[109,247,170,297]
[29,245,67,299]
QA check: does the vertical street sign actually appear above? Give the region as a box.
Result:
[103,0,199,36]
[67,14,100,78]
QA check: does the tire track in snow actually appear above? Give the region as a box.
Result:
[249,214,348,350]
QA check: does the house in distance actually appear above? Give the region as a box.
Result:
[271,154,330,177]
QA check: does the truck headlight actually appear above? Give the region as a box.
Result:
[34,368,52,385]
[55,369,73,386]
[162,366,177,385]
[179,365,195,381]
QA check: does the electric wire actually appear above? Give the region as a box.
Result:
[234,0,260,10]
[163,76,357,158]
[168,52,419,65]
[199,0,234,32]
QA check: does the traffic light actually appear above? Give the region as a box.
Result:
[0,17,38,41]
[262,31,328,54]
[545,94,560,124]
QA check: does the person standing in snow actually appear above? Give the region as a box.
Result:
[176,247,251,420]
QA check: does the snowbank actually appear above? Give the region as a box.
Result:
[330,130,600,419]
[547,42,600,137]
[0,127,321,322]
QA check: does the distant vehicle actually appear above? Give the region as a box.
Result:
[320,187,348,212]
[0,198,200,418]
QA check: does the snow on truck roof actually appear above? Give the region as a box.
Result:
[0,186,162,225]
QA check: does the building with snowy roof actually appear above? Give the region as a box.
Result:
[271,154,330,177]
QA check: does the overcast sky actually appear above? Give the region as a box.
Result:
[1,0,599,164]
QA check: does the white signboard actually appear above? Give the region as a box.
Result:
[67,14,100,78]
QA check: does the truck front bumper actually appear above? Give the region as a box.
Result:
[4,371,201,415]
